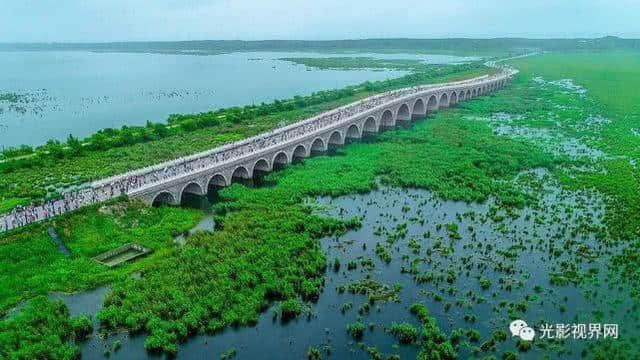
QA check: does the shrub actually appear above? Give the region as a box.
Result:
[347,321,365,339]
[280,299,302,320]
[390,322,419,344]
[71,315,93,340]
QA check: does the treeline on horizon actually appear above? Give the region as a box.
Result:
[1,36,639,53]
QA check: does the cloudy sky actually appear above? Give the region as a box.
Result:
[2,0,639,42]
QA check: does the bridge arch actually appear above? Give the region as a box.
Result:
[152,191,176,207]
[293,144,308,161]
[328,131,344,147]
[397,103,411,122]
[181,182,204,197]
[381,109,395,127]
[208,173,228,188]
[472,88,477,97]
[311,137,327,153]
[252,158,271,177]
[231,166,250,182]
[449,91,458,106]
[439,93,449,108]
[412,98,426,118]
[466,90,471,99]
[346,124,361,140]
[180,182,205,205]
[272,151,289,169]
[458,91,465,101]
[363,116,377,133]
[427,95,438,111]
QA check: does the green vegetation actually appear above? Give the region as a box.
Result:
[347,321,366,339]
[280,299,303,320]
[507,52,640,299]
[0,296,91,359]
[389,322,419,344]
[94,205,354,353]
[282,57,453,72]
[0,200,201,314]
[409,304,456,359]
[307,346,321,360]
[0,92,21,103]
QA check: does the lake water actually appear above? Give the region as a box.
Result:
[0,51,474,148]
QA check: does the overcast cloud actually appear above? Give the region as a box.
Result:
[1,0,639,42]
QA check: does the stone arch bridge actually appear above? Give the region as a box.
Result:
[125,70,516,206]
[0,69,517,233]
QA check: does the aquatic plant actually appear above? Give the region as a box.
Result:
[71,315,93,340]
[409,304,457,359]
[307,346,321,360]
[347,321,365,339]
[0,296,85,359]
[479,277,492,290]
[390,322,419,344]
[280,299,302,320]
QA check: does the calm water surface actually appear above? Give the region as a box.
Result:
[0,51,474,147]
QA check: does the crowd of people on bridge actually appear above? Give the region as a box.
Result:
[1,74,509,233]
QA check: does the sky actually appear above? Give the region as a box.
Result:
[1,0,639,42]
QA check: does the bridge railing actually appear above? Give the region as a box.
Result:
[92,71,513,190]
[125,70,516,195]
[0,69,516,232]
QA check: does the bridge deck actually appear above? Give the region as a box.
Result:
[1,68,517,233]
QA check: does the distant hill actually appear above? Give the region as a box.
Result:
[1,37,638,54]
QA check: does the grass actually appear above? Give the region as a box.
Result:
[509,52,640,297]
[0,201,202,315]
[0,296,89,359]
[510,51,640,158]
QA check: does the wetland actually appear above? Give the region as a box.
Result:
[2,50,640,360]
